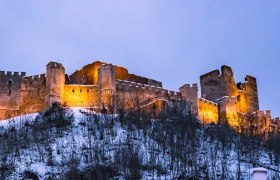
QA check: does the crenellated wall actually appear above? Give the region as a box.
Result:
[251,110,272,133]
[180,84,198,115]
[198,98,219,125]
[0,71,26,110]
[63,85,98,108]
[272,118,280,129]
[116,79,181,110]
[218,96,238,127]
[19,74,47,115]
[0,60,277,134]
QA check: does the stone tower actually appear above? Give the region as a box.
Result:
[45,61,65,108]
[243,75,259,112]
[98,64,116,112]
[179,84,198,115]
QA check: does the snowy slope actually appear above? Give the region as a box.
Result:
[0,108,279,179]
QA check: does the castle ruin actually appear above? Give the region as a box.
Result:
[0,61,278,132]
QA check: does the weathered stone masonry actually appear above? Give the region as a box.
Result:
[0,61,278,131]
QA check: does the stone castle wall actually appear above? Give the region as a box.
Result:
[116,79,181,110]
[200,65,259,114]
[20,74,47,115]
[180,84,198,115]
[218,96,238,126]
[0,61,279,132]
[0,71,26,119]
[198,98,219,125]
[63,85,98,108]
[0,71,26,110]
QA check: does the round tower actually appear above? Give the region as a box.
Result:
[98,64,116,113]
[45,61,65,108]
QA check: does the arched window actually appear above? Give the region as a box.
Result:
[8,90,11,95]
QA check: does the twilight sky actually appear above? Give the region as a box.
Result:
[0,1,279,117]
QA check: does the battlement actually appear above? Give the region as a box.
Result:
[198,98,218,106]
[21,74,46,91]
[216,96,237,104]
[272,117,280,126]
[116,79,163,91]
[198,98,219,125]
[272,117,280,122]
[0,71,26,77]
[252,110,271,119]
[22,74,46,81]
[179,83,198,91]
[116,79,181,101]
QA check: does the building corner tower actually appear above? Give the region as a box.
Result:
[98,64,116,113]
[45,61,65,108]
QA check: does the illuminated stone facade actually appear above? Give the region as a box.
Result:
[0,61,278,131]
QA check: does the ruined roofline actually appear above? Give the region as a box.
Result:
[200,65,257,84]
[69,60,162,87]
[46,61,64,69]
[245,75,257,82]
[98,63,114,70]
[200,65,232,77]
[200,69,220,79]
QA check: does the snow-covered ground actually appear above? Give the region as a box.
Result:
[0,108,279,179]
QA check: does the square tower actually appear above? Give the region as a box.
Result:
[98,64,116,112]
[45,62,65,108]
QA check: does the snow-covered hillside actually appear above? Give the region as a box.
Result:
[0,106,279,179]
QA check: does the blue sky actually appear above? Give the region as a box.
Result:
[0,1,279,117]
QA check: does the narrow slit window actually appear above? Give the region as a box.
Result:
[8,80,13,88]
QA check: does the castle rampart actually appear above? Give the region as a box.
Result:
[0,60,278,134]
[63,85,98,108]
[0,71,26,111]
[180,84,198,115]
[198,98,219,125]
